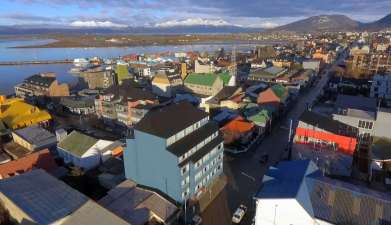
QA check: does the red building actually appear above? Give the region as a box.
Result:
[294,111,358,155]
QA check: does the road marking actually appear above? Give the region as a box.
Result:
[241,172,256,182]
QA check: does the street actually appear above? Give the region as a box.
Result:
[201,55,344,225]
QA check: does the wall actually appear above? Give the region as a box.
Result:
[374,109,391,139]
[332,114,374,135]
[124,131,182,202]
[0,193,37,225]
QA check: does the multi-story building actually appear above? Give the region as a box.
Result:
[80,65,116,89]
[371,74,391,104]
[95,81,158,126]
[194,59,215,74]
[332,94,377,136]
[184,73,230,96]
[151,72,182,97]
[124,102,224,202]
[15,73,69,99]
[346,51,391,78]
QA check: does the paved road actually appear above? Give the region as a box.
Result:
[201,54,347,225]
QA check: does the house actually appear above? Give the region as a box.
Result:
[0,149,57,179]
[0,169,129,225]
[60,96,95,115]
[0,169,88,225]
[80,65,116,89]
[254,160,391,225]
[248,66,288,82]
[125,102,224,202]
[295,110,358,155]
[184,73,225,96]
[99,180,180,225]
[303,60,321,74]
[257,84,289,108]
[220,116,255,145]
[95,80,158,126]
[194,59,215,74]
[203,86,244,111]
[11,125,57,152]
[151,72,182,97]
[332,95,377,135]
[57,131,121,170]
[0,96,51,130]
[14,73,69,99]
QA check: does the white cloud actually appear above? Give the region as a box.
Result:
[155,18,235,27]
[70,20,127,28]
[258,21,279,28]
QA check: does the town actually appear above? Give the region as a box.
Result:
[0,29,391,225]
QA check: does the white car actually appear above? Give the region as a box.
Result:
[232,204,247,223]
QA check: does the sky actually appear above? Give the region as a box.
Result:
[1,0,390,28]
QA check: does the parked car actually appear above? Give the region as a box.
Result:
[259,154,269,164]
[193,215,202,225]
[232,204,247,223]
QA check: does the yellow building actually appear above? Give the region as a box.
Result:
[0,96,51,129]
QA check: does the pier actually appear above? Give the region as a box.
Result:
[0,60,73,66]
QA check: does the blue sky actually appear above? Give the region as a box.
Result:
[1,0,390,28]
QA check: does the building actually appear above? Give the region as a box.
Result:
[254,160,391,225]
[371,74,391,105]
[11,125,57,152]
[99,180,180,225]
[57,131,122,170]
[0,169,128,225]
[295,110,359,155]
[116,61,131,83]
[202,86,245,111]
[14,73,69,99]
[151,72,182,97]
[257,84,289,108]
[60,96,95,115]
[95,81,158,126]
[332,95,377,136]
[0,169,88,225]
[184,73,229,96]
[0,96,51,130]
[248,66,288,82]
[312,49,334,64]
[346,50,391,78]
[374,108,391,139]
[0,149,57,179]
[125,102,224,202]
[302,60,321,74]
[80,65,116,89]
[194,59,215,74]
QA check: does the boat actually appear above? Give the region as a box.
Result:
[73,58,89,67]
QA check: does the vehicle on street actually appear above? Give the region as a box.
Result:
[232,204,247,223]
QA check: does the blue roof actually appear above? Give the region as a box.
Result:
[257,160,319,199]
[256,160,391,225]
[0,169,88,225]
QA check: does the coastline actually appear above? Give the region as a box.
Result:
[7,34,290,49]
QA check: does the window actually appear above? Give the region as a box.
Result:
[181,176,189,186]
[178,155,185,163]
[181,164,189,175]
[195,171,202,181]
[195,160,202,169]
[176,130,185,140]
[218,143,223,150]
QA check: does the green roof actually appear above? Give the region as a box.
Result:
[185,73,219,87]
[58,131,98,157]
[218,72,231,86]
[116,64,130,81]
[248,110,270,126]
[271,84,288,101]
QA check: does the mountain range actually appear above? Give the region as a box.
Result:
[270,13,391,32]
[0,13,390,35]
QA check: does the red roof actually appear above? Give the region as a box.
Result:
[0,149,58,179]
[221,117,254,133]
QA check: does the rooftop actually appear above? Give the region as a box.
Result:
[135,101,208,139]
[12,125,56,147]
[335,94,377,112]
[299,110,358,138]
[99,180,179,225]
[0,169,88,225]
[57,131,98,157]
[24,74,56,87]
